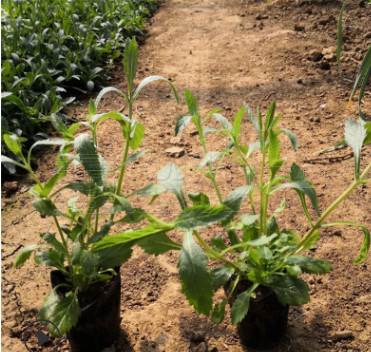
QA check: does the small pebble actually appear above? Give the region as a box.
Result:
[165,147,185,158]
[331,330,354,341]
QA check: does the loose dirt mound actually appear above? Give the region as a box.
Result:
[2,0,370,351]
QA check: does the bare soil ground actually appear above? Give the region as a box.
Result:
[2,0,371,351]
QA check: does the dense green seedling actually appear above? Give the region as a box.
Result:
[1,0,157,170]
[101,92,371,325]
[6,38,180,336]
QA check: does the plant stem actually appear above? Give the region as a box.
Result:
[297,160,371,250]
[110,102,133,221]
[193,230,249,279]
[198,128,223,204]
[259,149,266,236]
[53,216,71,265]
[94,208,99,233]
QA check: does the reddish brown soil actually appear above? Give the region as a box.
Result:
[2,0,371,351]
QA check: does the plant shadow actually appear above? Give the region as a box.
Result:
[112,329,135,351]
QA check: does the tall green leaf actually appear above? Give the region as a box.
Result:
[178,232,213,315]
[232,107,245,143]
[264,100,276,134]
[74,134,103,186]
[124,37,138,93]
[244,103,260,140]
[184,90,199,117]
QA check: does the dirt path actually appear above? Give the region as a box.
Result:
[2,0,371,351]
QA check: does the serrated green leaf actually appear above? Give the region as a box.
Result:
[268,275,309,306]
[137,232,181,255]
[222,186,253,224]
[178,232,213,315]
[232,107,245,143]
[282,128,298,151]
[33,199,61,216]
[287,255,332,274]
[211,236,227,250]
[198,152,223,167]
[188,192,210,206]
[174,205,231,231]
[175,115,192,136]
[213,113,233,131]
[35,249,64,268]
[230,284,257,325]
[211,265,234,291]
[89,99,96,116]
[226,228,240,246]
[157,163,187,208]
[184,90,199,117]
[264,101,276,133]
[39,289,79,336]
[74,134,102,186]
[224,186,253,211]
[13,244,41,267]
[93,223,174,268]
[88,222,113,244]
[268,129,280,167]
[244,102,261,142]
[353,226,370,265]
[274,163,319,214]
[3,134,22,157]
[51,114,68,134]
[41,233,65,255]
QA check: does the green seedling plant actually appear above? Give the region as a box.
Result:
[4,37,180,337]
[1,0,158,170]
[131,91,370,326]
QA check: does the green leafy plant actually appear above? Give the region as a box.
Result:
[128,91,370,326]
[4,37,178,336]
[1,0,158,169]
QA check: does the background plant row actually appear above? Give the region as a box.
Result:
[1,0,157,170]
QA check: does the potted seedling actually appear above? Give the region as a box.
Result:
[110,90,370,348]
[3,37,179,352]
